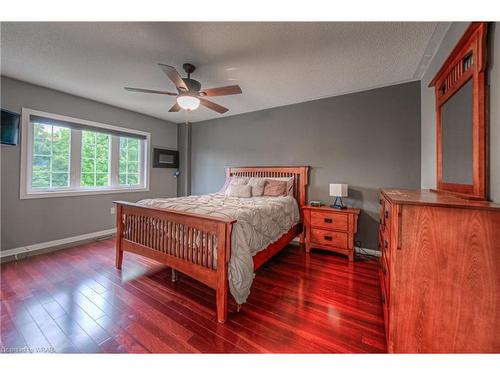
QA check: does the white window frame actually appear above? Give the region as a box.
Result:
[20,108,151,199]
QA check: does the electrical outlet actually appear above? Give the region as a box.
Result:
[110,206,116,215]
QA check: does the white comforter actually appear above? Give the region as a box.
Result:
[137,193,300,304]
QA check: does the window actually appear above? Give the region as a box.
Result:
[81,131,111,188]
[21,108,150,199]
[32,123,71,189]
[119,137,140,186]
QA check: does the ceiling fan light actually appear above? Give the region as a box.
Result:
[176,95,200,111]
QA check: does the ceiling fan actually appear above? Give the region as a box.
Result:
[124,63,242,114]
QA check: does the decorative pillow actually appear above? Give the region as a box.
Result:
[266,177,294,196]
[219,176,249,193]
[263,179,288,196]
[248,177,266,197]
[232,176,250,185]
[227,183,252,198]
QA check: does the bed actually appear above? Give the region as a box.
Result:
[114,166,309,323]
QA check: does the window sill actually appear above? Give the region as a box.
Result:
[20,186,150,199]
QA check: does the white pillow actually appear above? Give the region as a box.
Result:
[226,183,252,198]
[248,177,266,196]
[232,176,250,185]
[219,176,250,194]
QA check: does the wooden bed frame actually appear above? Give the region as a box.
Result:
[114,166,309,323]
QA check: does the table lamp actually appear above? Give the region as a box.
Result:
[329,183,348,209]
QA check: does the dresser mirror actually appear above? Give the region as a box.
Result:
[430,22,488,200]
[441,78,473,185]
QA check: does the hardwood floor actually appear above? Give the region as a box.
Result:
[0,238,386,353]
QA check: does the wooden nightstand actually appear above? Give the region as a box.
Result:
[302,205,360,261]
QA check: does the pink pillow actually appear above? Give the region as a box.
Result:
[263,179,287,196]
[267,177,294,196]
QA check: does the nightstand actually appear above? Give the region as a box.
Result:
[302,205,360,261]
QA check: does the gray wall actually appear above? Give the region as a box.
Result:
[190,81,421,250]
[1,76,178,250]
[421,22,500,203]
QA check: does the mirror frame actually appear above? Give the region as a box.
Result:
[430,22,488,200]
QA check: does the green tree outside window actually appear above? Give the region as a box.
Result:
[32,123,70,189]
[119,137,140,185]
[81,130,110,187]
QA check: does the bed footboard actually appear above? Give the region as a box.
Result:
[114,201,236,323]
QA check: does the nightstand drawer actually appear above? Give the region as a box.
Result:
[310,211,348,231]
[310,228,348,249]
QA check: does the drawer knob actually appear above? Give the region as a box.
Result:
[385,240,388,249]
[379,199,382,205]
[324,236,332,241]
[324,218,333,224]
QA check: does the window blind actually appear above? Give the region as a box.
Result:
[29,115,147,140]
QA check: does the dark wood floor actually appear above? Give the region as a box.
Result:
[0,238,386,353]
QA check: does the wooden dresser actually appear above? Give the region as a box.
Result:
[303,205,360,261]
[379,188,500,353]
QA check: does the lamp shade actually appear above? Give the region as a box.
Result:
[329,183,348,197]
[177,95,200,111]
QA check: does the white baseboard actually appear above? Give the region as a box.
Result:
[1,228,116,261]
[355,246,381,257]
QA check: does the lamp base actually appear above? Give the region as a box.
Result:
[330,196,346,209]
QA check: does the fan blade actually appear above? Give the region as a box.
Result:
[200,98,228,114]
[124,87,177,96]
[199,85,242,97]
[158,64,188,91]
[169,102,182,112]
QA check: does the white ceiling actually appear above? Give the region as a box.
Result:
[1,22,445,123]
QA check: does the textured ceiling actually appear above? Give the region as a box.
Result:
[1,22,444,123]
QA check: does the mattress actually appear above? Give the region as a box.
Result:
[137,193,300,304]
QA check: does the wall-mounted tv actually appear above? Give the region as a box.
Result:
[153,148,179,168]
[1,109,20,145]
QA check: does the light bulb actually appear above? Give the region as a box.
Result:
[176,95,200,111]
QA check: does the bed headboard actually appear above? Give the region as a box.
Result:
[226,166,310,208]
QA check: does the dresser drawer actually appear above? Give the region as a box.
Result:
[310,211,348,231]
[382,232,391,257]
[381,285,389,343]
[379,224,392,261]
[381,253,390,301]
[310,228,348,248]
[383,201,391,233]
